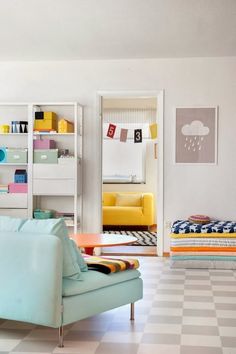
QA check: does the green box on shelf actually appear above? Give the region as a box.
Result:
[33,149,58,164]
[33,209,54,219]
[7,149,28,164]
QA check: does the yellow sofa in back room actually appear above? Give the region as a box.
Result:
[103,192,154,227]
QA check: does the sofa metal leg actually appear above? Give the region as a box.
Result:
[130,303,135,321]
[58,326,64,348]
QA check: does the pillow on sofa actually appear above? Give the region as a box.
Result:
[0,216,26,232]
[70,238,88,272]
[20,218,81,279]
[115,193,142,207]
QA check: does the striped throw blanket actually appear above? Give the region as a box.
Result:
[83,254,139,274]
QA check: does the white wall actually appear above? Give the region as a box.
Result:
[0,57,235,251]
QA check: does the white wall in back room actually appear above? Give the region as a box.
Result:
[0,57,235,251]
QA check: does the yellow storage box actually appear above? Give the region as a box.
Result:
[58,119,74,133]
[34,112,57,132]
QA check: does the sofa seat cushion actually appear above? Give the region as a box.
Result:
[103,206,143,218]
[62,269,141,296]
[103,206,143,225]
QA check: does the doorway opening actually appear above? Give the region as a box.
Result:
[97,91,164,257]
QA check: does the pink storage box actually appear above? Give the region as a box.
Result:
[8,183,28,193]
[33,139,56,149]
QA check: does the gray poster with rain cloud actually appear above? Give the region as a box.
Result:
[175,107,216,163]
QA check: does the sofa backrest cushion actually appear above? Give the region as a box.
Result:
[115,193,142,207]
[0,215,26,232]
[103,193,116,206]
[20,218,81,279]
[70,238,88,272]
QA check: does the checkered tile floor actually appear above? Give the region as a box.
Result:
[1,257,236,353]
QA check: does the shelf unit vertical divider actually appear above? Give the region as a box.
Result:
[27,104,33,218]
[74,103,78,234]
[78,104,83,233]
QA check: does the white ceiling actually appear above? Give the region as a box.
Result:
[0,0,235,61]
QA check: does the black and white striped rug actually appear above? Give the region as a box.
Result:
[104,230,157,246]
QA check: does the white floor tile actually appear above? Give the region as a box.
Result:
[0,339,21,351]
[183,302,215,310]
[219,326,236,337]
[101,331,142,343]
[182,317,218,326]
[53,341,99,353]
[181,334,221,347]
[138,343,180,354]
[144,323,182,334]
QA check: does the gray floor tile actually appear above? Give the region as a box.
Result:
[185,275,209,280]
[162,270,185,275]
[95,342,138,354]
[221,336,236,347]
[211,281,236,286]
[0,329,30,339]
[148,315,182,324]
[218,318,236,327]
[184,295,213,302]
[183,309,216,317]
[159,279,185,284]
[209,271,233,276]
[215,303,236,310]
[213,291,236,297]
[182,325,219,335]
[141,333,180,345]
[152,301,183,308]
[185,285,212,290]
[64,330,105,341]
[155,289,184,295]
[181,346,223,354]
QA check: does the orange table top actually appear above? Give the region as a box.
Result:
[70,233,137,248]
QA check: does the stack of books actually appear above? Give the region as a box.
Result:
[55,212,75,227]
[0,185,8,193]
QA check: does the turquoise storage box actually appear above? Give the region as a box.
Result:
[34,149,58,164]
[34,209,54,219]
[7,148,28,163]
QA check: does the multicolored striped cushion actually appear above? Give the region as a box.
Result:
[83,254,139,274]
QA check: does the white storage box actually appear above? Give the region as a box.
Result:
[0,208,28,217]
[33,179,75,196]
[0,194,27,208]
[33,164,75,179]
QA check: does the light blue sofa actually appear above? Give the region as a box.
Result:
[0,216,143,347]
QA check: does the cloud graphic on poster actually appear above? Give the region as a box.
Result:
[181,120,210,136]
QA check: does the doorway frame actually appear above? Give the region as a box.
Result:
[96,90,164,256]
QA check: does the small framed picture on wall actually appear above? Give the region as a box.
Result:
[175,106,218,164]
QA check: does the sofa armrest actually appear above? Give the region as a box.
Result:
[0,232,63,328]
[142,193,154,225]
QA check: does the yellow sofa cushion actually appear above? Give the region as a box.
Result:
[115,193,142,207]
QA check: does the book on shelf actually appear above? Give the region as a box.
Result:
[0,185,8,193]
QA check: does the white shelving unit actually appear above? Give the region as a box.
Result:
[0,102,83,233]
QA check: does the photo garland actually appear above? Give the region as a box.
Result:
[106,123,157,143]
